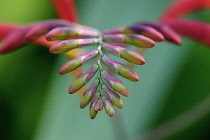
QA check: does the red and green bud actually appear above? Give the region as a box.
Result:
[101,70,129,97]
[102,43,145,65]
[102,85,123,108]
[26,20,73,40]
[103,25,164,42]
[89,107,98,119]
[103,34,155,48]
[89,94,100,119]
[68,64,98,94]
[46,27,100,41]
[80,79,100,108]
[59,50,99,74]
[50,38,99,54]
[102,96,114,117]
[117,64,139,81]
[102,55,139,81]
[127,24,164,41]
[140,22,182,45]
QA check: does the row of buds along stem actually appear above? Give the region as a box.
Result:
[2,20,180,119]
[44,21,181,119]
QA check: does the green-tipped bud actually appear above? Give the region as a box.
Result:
[102,96,114,117]
[117,65,139,82]
[90,107,98,119]
[89,94,100,119]
[102,55,139,81]
[68,65,98,94]
[119,49,145,65]
[80,94,91,109]
[102,43,145,65]
[50,38,99,54]
[102,85,123,108]
[80,79,100,108]
[103,34,155,48]
[46,27,100,41]
[112,83,129,97]
[101,70,129,96]
[59,50,99,74]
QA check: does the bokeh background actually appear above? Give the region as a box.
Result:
[0,0,210,140]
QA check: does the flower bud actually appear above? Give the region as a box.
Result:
[102,85,123,108]
[89,94,100,119]
[102,55,139,81]
[49,38,99,54]
[26,20,73,40]
[101,70,128,96]
[89,107,98,119]
[59,50,99,74]
[140,22,182,45]
[103,34,155,48]
[46,27,100,41]
[102,43,145,65]
[103,25,164,41]
[80,79,100,108]
[117,64,139,81]
[120,49,145,65]
[102,96,114,117]
[68,64,98,94]
[127,25,164,41]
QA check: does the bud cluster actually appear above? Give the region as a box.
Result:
[0,19,181,119]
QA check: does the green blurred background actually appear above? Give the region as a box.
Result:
[0,0,210,140]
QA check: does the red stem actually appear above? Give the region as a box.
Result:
[51,0,78,22]
[0,24,19,39]
[164,19,210,48]
[160,0,210,21]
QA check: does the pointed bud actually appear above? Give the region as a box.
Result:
[89,94,100,119]
[49,38,99,54]
[127,25,164,41]
[120,49,145,65]
[59,50,99,74]
[102,55,139,81]
[117,64,139,81]
[68,65,98,94]
[102,96,114,117]
[102,85,123,108]
[103,34,155,48]
[141,22,182,45]
[101,70,129,96]
[26,20,73,40]
[102,43,145,65]
[80,79,100,108]
[90,107,98,119]
[103,25,164,41]
[46,27,100,41]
